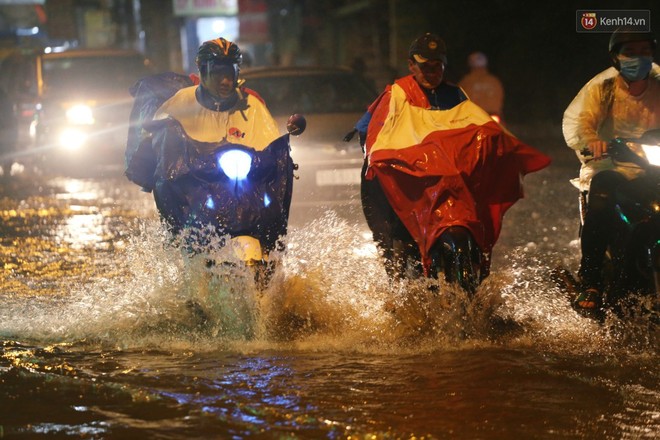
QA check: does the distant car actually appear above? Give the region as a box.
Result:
[241,66,378,218]
[0,87,18,174]
[0,48,154,172]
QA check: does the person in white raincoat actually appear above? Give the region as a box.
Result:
[562,29,660,312]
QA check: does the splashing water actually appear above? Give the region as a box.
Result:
[0,211,657,356]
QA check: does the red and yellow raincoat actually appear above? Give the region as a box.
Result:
[364,76,551,271]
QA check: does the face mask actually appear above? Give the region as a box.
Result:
[618,55,653,82]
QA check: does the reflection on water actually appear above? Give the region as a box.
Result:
[0,172,659,438]
[0,175,154,295]
[56,178,101,201]
[61,213,105,249]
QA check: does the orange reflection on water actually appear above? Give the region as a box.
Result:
[0,177,129,295]
[60,213,106,250]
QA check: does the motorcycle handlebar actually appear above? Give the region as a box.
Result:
[581,137,654,169]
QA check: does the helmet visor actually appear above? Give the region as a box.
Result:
[201,63,238,98]
[208,63,236,77]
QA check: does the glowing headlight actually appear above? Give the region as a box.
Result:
[219,149,252,180]
[641,144,660,167]
[65,104,94,125]
[59,128,87,151]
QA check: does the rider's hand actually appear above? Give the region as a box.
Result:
[587,140,608,160]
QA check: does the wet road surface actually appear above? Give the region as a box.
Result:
[1,127,659,439]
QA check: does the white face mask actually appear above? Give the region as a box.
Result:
[618,54,654,82]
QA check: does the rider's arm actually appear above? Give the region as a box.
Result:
[355,87,392,147]
[564,80,611,160]
[355,111,371,146]
[576,84,606,145]
[578,84,610,159]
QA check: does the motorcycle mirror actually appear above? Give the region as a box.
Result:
[286,114,306,136]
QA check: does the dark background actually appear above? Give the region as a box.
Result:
[0,0,657,126]
[263,0,658,125]
[375,0,656,125]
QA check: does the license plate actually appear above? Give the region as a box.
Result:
[315,168,362,186]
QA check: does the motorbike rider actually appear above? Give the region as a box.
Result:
[356,33,467,278]
[458,51,505,121]
[148,37,281,236]
[562,29,660,312]
[357,32,550,283]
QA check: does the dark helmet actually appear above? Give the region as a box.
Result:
[608,29,657,55]
[196,38,242,89]
[409,33,448,65]
[195,37,242,71]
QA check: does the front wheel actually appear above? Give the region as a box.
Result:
[429,226,484,295]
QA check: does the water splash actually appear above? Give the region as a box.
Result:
[0,211,657,355]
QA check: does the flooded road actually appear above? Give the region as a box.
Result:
[1,129,659,439]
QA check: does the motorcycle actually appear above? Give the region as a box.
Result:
[125,72,305,284]
[149,114,305,336]
[148,114,304,276]
[553,130,660,320]
[360,100,551,295]
[361,168,486,295]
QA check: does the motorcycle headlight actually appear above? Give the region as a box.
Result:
[65,104,94,125]
[641,144,660,166]
[218,149,252,180]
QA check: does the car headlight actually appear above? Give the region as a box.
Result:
[641,144,660,167]
[218,149,252,180]
[59,128,87,150]
[65,104,95,125]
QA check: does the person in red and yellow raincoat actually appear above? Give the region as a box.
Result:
[356,33,551,281]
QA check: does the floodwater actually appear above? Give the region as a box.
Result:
[1,129,659,439]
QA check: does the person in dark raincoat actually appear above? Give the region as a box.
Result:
[125,38,292,255]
